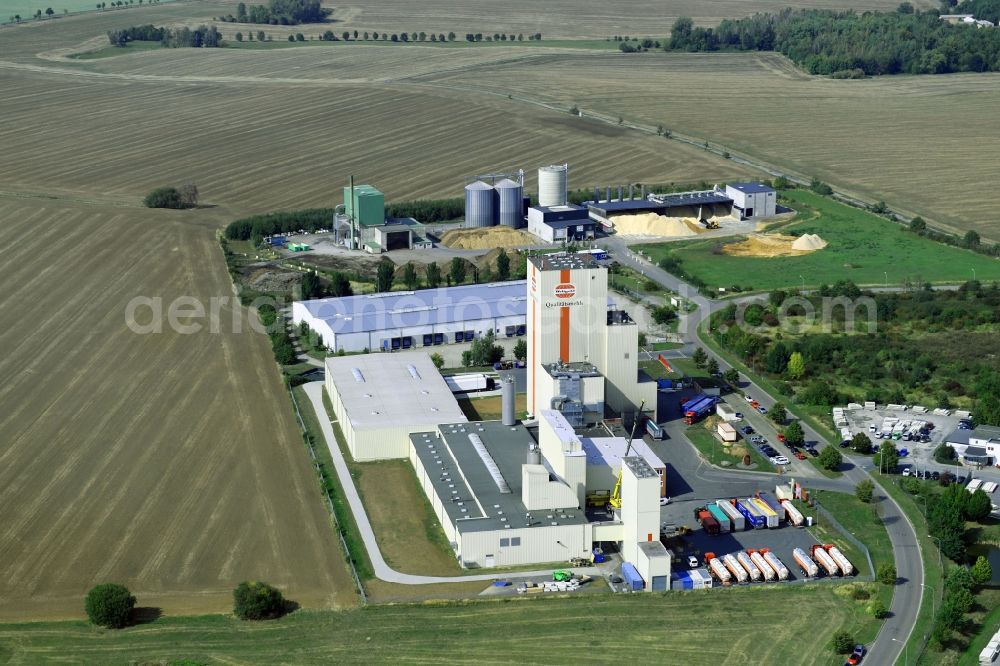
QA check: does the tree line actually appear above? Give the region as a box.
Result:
[666,9,1000,75]
[218,0,328,25]
[108,24,222,47]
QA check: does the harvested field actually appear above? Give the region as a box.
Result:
[423,51,1000,240]
[0,196,355,621]
[721,233,826,257]
[440,227,537,249]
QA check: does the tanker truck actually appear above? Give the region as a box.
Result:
[792,547,819,578]
[780,499,805,527]
[760,548,790,581]
[704,552,732,585]
[825,544,855,576]
[748,549,776,581]
[811,544,840,576]
[723,553,749,583]
[736,551,763,582]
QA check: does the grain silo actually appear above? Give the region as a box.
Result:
[538,164,568,207]
[464,180,497,228]
[495,178,524,228]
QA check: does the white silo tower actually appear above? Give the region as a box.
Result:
[538,164,568,207]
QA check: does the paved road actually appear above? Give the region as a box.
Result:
[607,240,924,666]
[303,382,599,585]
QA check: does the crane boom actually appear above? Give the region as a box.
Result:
[608,400,646,510]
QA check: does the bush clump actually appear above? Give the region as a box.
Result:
[85,583,136,628]
[233,581,286,620]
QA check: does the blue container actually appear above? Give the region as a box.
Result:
[622,562,644,591]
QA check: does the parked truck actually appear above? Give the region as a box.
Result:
[825,544,855,576]
[734,499,767,529]
[722,553,749,583]
[760,548,790,580]
[748,549,776,581]
[704,553,732,585]
[444,373,494,393]
[756,492,784,522]
[716,500,746,531]
[793,547,819,577]
[645,419,665,440]
[749,498,779,528]
[695,507,721,535]
[811,545,840,576]
[780,500,805,527]
[736,551,763,582]
[684,396,720,425]
[621,562,645,591]
[707,504,732,533]
[680,395,704,411]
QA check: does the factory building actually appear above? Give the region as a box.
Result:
[526,253,657,422]
[526,204,596,243]
[582,436,667,498]
[585,188,734,229]
[326,351,467,461]
[337,182,431,252]
[292,281,527,353]
[725,182,776,219]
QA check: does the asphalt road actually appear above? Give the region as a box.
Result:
[604,237,924,666]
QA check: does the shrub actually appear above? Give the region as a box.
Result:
[233,581,286,620]
[85,583,136,628]
[143,186,185,209]
[818,446,843,471]
[877,563,897,585]
[867,598,888,619]
[832,630,854,654]
[855,479,874,503]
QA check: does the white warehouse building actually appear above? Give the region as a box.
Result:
[725,182,776,219]
[292,281,527,353]
[326,351,467,461]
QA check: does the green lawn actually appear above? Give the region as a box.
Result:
[640,190,1000,292]
[686,422,775,472]
[0,587,882,665]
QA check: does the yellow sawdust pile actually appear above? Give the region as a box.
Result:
[722,233,828,258]
[610,212,707,237]
[440,227,536,250]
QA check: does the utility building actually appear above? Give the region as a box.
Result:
[725,182,776,219]
[526,253,656,421]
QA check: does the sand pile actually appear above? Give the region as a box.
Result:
[610,212,706,237]
[440,227,535,250]
[722,233,826,258]
[792,233,828,251]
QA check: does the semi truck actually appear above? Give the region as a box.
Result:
[645,419,665,440]
[704,553,732,585]
[793,548,819,577]
[621,562,645,591]
[716,500,746,531]
[684,396,719,425]
[722,553,749,583]
[780,500,805,527]
[749,498,779,528]
[444,373,494,393]
[680,395,704,412]
[760,548,790,580]
[734,498,767,529]
[811,544,840,576]
[825,544,854,576]
[736,551,763,582]
[756,492,784,522]
[748,549,776,581]
[707,504,732,532]
[695,508,720,535]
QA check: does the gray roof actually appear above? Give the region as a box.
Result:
[972,425,1000,442]
[298,280,526,334]
[326,352,466,430]
[947,429,971,445]
[409,421,588,534]
[585,190,733,215]
[728,182,775,194]
[965,446,989,457]
[528,253,597,272]
[639,540,670,559]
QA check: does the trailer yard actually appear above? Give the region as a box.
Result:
[841,403,967,468]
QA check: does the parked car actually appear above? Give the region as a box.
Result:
[902,468,912,477]
[794,451,807,460]
[848,644,865,665]
[735,412,744,420]
[741,426,754,435]
[744,395,754,403]
[807,447,819,457]
[688,555,699,569]
[758,406,768,414]
[773,456,790,465]
[868,424,877,433]
[932,471,940,480]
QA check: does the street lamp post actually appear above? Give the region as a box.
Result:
[892,637,908,666]
[884,271,888,288]
[799,275,805,291]
[921,582,936,619]
[927,534,943,569]
[973,268,977,281]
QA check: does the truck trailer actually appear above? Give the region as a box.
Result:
[621,562,645,591]
[760,548,789,580]
[722,553,749,583]
[696,508,721,535]
[734,499,767,529]
[704,553,731,585]
[736,551,763,582]
[825,544,854,576]
[792,548,819,578]
[707,504,732,533]
[444,373,494,393]
[749,498,779,528]
[811,545,840,576]
[748,549,776,581]
[684,396,719,425]
[716,500,746,531]
[780,500,805,527]
[756,492,784,521]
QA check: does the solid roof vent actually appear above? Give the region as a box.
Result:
[468,433,511,494]
[407,364,421,380]
[351,368,365,383]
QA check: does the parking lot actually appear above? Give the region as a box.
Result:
[842,405,968,469]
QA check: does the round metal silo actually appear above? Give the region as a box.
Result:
[495,178,524,228]
[501,375,517,425]
[538,164,568,207]
[464,180,497,228]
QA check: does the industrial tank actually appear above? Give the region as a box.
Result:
[495,178,524,228]
[538,164,568,207]
[502,375,517,425]
[464,180,497,228]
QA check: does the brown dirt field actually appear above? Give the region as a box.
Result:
[440,227,537,250]
[721,233,820,257]
[0,196,356,621]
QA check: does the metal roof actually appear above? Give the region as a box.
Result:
[528,253,597,272]
[581,436,665,471]
[965,445,989,457]
[410,421,589,534]
[946,429,972,445]
[972,425,1000,441]
[326,352,467,430]
[585,190,733,215]
[298,280,527,334]
[727,182,775,194]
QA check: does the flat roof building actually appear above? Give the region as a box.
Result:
[292,280,527,353]
[326,351,467,461]
[725,182,776,219]
[526,204,596,243]
[581,436,667,497]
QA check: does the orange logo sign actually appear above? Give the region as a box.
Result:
[555,283,576,299]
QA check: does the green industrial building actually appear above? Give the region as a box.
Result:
[343,184,385,228]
